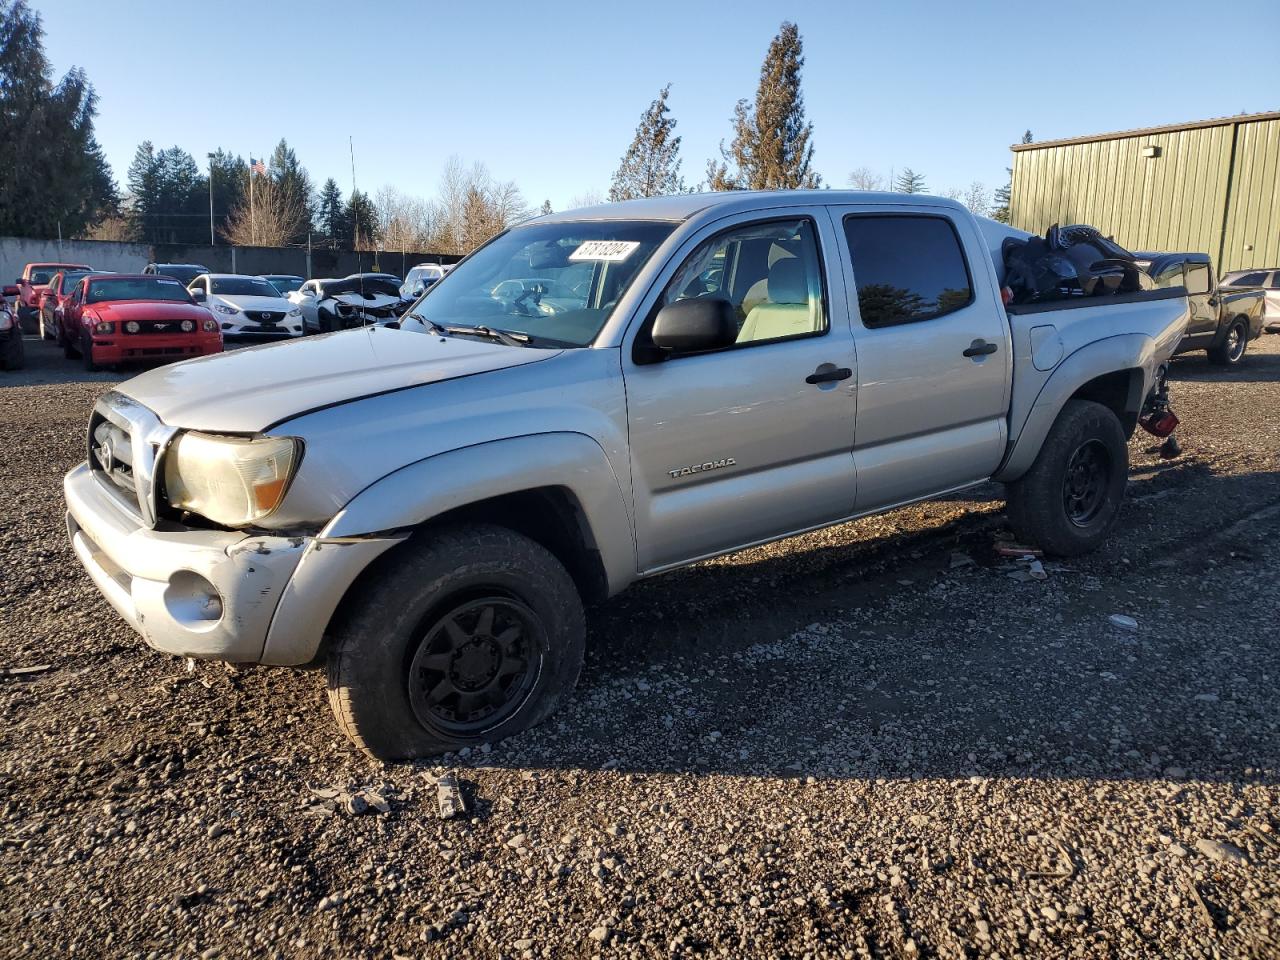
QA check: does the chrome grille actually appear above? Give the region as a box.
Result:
[85,393,177,528]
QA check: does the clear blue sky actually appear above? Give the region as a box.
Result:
[39,0,1278,210]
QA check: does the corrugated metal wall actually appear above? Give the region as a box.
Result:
[1221,117,1280,271]
[1010,117,1278,272]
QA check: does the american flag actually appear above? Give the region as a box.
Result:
[251,158,266,176]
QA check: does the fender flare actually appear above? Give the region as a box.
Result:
[995,333,1153,482]
[320,431,637,595]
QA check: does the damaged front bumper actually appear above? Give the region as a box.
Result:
[64,462,402,665]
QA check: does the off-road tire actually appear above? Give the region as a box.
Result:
[1006,399,1128,557]
[1,330,24,370]
[1208,318,1248,365]
[326,523,586,761]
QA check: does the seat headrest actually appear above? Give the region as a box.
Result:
[767,257,807,304]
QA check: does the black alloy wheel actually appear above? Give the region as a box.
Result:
[407,596,544,737]
[1063,439,1110,527]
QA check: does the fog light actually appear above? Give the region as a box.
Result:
[125,321,140,333]
[202,318,218,332]
[163,570,223,629]
[180,319,195,332]
[94,321,112,334]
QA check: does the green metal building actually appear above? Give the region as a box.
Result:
[1009,110,1280,272]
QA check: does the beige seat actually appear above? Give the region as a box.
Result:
[737,257,816,343]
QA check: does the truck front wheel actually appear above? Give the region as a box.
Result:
[326,523,586,760]
[1006,399,1128,557]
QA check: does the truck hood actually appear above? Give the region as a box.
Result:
[116,326,561,433]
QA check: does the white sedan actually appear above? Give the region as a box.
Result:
[187,274,304,337]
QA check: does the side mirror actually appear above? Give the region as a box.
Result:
[190,289,206,302]
[650,297,738,353]
[3,285,18,297]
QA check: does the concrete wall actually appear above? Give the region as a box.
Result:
[1,236,460,287]
[0,236,150,285]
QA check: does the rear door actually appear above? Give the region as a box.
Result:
[1266,272,1280,328]
[623,209,858,571]
[829,205,1010,511]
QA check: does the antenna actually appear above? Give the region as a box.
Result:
[349,135,366,312]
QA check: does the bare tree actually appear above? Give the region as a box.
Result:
[375,185,433,251]
[428,156,530,254]
[568,189,605,209]
[846,167,885,191]
[220,174,304,247]
[963,181,989,217]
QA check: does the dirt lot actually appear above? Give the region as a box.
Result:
[2,333,1279,959]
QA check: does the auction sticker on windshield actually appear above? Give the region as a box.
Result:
[569,240,640,262]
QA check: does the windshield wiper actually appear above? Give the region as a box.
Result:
[406,312,446,335]
[443,324,531,347]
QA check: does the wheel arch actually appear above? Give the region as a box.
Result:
[996,334,1154,482]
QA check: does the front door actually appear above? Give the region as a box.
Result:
[623,213,858,572]
[829,206,1011,511]
[1182,261,1217,341]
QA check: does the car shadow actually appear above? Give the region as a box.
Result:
[471,467,1280,787]
[1169,341,1280,383]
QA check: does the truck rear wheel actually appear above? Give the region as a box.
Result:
[1006,399,1127,557]
[326,523,586,760]
[1208,318,1248,365]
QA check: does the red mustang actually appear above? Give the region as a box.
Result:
[37,267,95,341]
[60,274,222,371]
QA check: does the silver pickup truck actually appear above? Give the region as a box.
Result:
[64,191,1189,759]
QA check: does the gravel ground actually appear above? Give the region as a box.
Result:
[2,333,1279,959]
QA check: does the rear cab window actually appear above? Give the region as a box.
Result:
[842,215,974,328]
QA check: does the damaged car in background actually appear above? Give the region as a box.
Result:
[289,274,412,333]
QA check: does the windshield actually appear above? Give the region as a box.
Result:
[59,271,92,290]
[155,266,205,285]
[87,277,193,304]
[409,220,674,346]
[211,276,282,297]
[264,276,303,294]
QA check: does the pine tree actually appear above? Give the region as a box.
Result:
[345,190,378,250]
[207,148,247,239]
[317,178,346,247]
[268,138,314,242]
[992,130,1031,223]
[609,85,685,201]
[894,168,927,194]
[539,199,553,216]
[712,22,819,190]
[0,1,117,237]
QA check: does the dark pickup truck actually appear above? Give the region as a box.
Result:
[1137,252,1265,365]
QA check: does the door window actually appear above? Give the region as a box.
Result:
[1184,262,1210,295]
[842,215,973,328]
[1228,271,1268,287]
[659,218,827,347]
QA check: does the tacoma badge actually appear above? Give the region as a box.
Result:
[668,458,736,480]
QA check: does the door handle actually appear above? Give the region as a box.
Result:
[963,339,998,358]
[805,365,853,385]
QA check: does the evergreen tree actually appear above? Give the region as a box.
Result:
[126,142,205,243]
[712,22,819,190]
[344,190,378,250]
[317,178,346,247]
[609,84,685,201]
[207,148,247,239]
[894,168,927,194]
[0,0,117,237]
[268,138,314,242]
[992,130,1032,224]
[539,199,553,216]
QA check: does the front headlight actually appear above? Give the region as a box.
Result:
[288,306,302,317]
[214,303,240,315]
[163,432,301,527]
